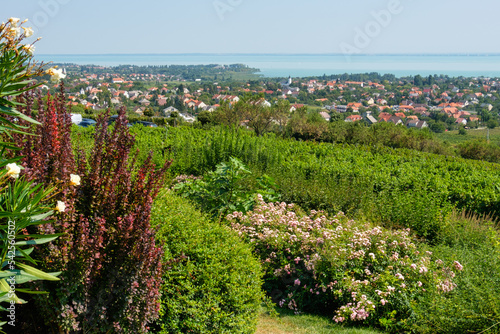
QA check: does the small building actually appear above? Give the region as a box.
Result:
[345,114,363,122]
[319,112,331,122]
[407,120,428,129]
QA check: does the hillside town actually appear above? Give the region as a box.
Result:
[48,64,500,131]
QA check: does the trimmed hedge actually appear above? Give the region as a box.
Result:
[151,190,264,333]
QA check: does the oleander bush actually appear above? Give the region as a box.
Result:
[227,196,463,333]
[151,189,264,334]
[0,17,64,330]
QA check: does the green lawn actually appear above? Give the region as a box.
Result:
[256,307,381,334]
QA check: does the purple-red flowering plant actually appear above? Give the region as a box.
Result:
[14,85,170,333]
[227,195,463,332]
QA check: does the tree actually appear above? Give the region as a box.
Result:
[212,101,243,127]
[430,121,446,133]
[241,98,275,136]
[177,84,185,94]
[273,99,291,134]
[481,109,492,123]
[487,119,498,129]
[143,106,155,117]
[174,97,185,112]
[330,112,343,122]
[414,75,423,86]
[197,110,213,125]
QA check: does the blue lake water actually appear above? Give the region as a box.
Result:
[35,54,500,78]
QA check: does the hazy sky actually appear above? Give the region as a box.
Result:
[4,0,500,55]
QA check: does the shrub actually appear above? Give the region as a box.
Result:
[16,92,170,333]
[458,139,500,163]
[228,197,463,333]
[412,211,500,333]
[151,190,264,333]
[173,157,280,219]
[0,17,63,330]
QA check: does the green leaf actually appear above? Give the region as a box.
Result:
[15,272,62,284]
[15,236,58,246]
[0,271,18,279]
[13,288,48,295]
[0,279,24,304]
[16,263,60,281]
[28,211,53,223]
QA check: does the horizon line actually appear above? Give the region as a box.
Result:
[36,52,500,57]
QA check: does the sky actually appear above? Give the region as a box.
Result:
[4,0,500,55]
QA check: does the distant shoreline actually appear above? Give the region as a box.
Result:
[35,54,500,78]
[38,53,500,57]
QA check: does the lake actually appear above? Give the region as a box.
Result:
[35,54,500,78]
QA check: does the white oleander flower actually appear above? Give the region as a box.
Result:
[69,174,81,186]
[46,67,66,83]
[55,201,66,213]
[22,26,34,38]
[23,44,35,55]
[5,163,21,179]
[8,18,20,27]
[9,27,21,38]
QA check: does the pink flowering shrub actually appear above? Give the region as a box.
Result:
[227,195,463,332]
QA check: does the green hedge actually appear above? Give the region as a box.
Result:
[151,190,264,334]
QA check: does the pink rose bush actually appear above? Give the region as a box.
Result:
[227,195,462,330]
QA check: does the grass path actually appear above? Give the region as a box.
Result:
[256,307,381,334]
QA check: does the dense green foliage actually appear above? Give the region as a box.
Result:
[74,125,500,240]
[173,157,280,219]
[151,190,264,334]
[413,212,500,333]
[458,139,500,163]
[69,124,500,333]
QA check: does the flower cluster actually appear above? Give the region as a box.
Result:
[228,195,463,328]
[1,18,37,56]
[2,17,66,84]
[4,162,78,213]
[45,67,66,83]
[334,294,376,323]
